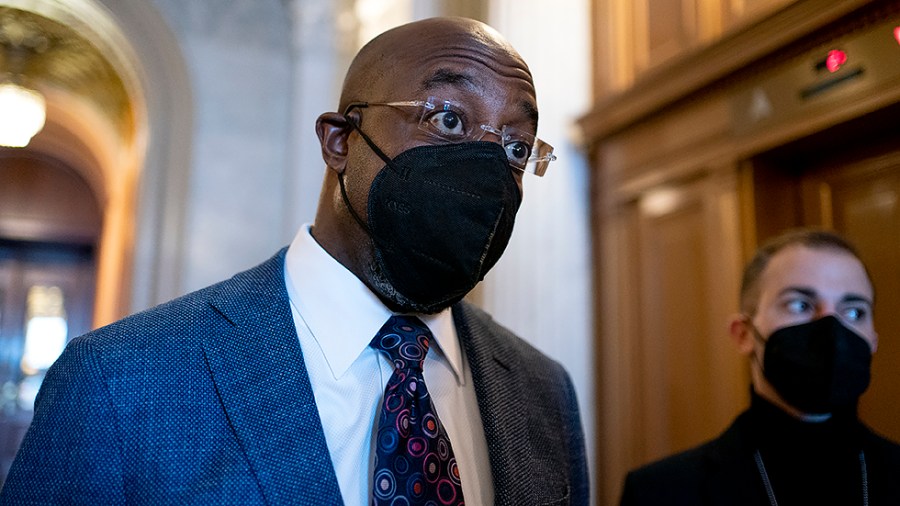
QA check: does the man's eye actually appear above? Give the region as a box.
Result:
[785,299,812,314]
[426,111,465,137]
[843,306,868,322]
[505,140,531,165]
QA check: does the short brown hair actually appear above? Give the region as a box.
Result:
[739,228,868,314]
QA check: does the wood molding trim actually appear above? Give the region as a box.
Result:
[579,0,873,142]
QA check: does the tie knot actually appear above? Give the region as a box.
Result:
[370,315,431,371]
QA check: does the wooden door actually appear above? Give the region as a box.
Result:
[801,149,900,442]
[632,171,748,463]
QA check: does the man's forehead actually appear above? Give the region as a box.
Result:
[405,45,534,92]
[391,19,528,67]
[761,245,873,298]
[386,21,534,95]
[341,18,535,113]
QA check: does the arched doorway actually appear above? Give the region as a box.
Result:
[0,150,101,479]
[0,2,145,323]
[0,0,189,483]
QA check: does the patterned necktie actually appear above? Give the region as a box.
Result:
[370,315,465,505]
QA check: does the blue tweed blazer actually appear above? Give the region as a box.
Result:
[1,249,588,505]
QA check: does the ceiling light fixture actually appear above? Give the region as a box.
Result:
[0,10,52,148]
[0,81,46,147]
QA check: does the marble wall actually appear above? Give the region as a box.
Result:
[144,0,297,293]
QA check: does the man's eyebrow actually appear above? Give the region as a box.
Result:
[421,69,478,92]
[778,286,817,298]
[520,100,539,129]
[841,294,874,306]
[779,286,873,306]
[420,69,539,128]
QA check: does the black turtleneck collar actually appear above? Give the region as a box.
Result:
[746,390,867,505]
[748,389,864,449]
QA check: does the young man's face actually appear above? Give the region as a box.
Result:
[750,245,876,351]
[734,244,878,415]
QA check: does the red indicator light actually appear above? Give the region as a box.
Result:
[894,26,900,45]
[825,49,847,73]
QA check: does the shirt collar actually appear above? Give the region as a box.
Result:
[284,224,465,383]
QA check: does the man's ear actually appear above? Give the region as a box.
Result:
[729,314,755,355]
[316,112,353,174]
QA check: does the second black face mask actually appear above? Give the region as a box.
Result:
[340,123,521,313]
[762,315,872,414]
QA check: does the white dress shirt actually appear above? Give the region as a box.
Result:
[283,224,493,506]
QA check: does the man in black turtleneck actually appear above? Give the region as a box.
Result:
[620,229,900,506]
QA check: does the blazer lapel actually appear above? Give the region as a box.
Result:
[453,302,539,505]
[201,250,343,505]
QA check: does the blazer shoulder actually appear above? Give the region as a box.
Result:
[452,301,579,423]
[626,437,718,483]
[453,301,565,370]
[621,412,754,506]
[861,424,900,469]
[620,439,719,506]
[859,426,900,502]
[69,248,289,358]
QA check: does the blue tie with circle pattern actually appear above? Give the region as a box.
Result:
[370,315,465,505]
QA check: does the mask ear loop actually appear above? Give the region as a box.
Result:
[337,168,372,237]
[342,111,400,170]
[336,112,396,243]
[743,315,769,377]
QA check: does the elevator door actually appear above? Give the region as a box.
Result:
[801,149,900,443]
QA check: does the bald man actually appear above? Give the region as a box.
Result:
[1,17,588,506]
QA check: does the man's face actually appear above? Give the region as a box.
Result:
[328,22,537,312]
[738,244,878,414]
[339,26,538,215]
[749,245,876,350]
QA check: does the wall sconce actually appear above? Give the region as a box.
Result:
[0,81,46,147]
